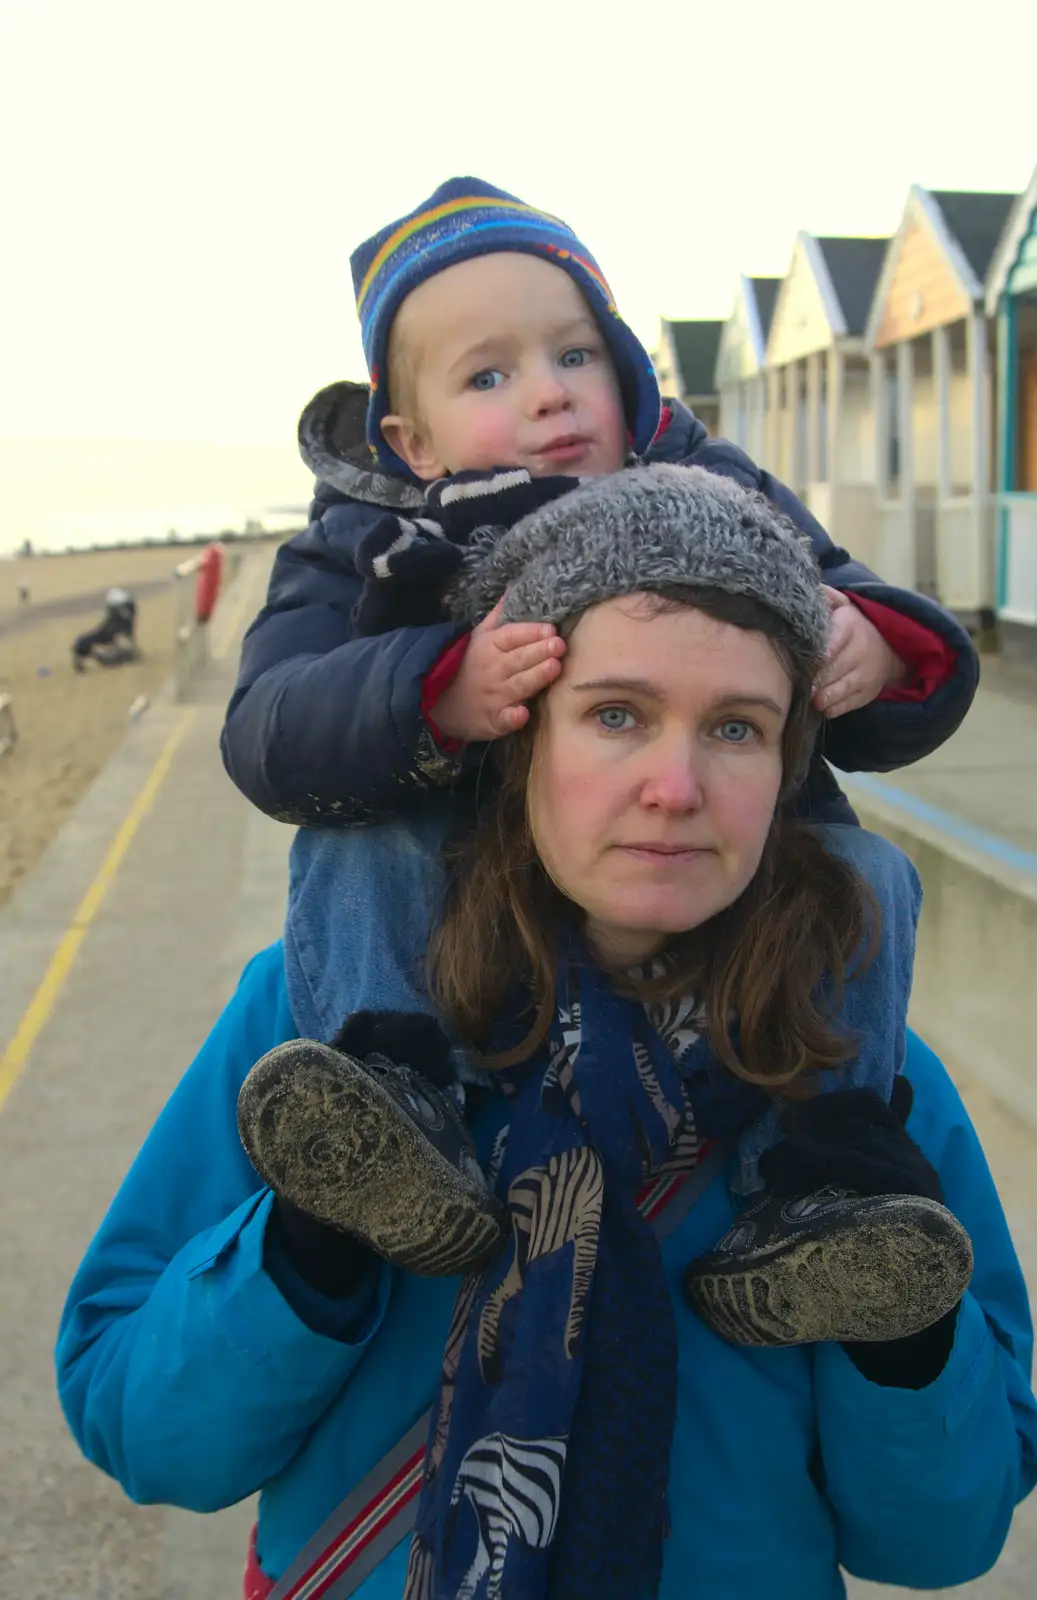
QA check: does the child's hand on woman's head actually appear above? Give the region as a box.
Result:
[432,598,566,743]
[813,587,908,718]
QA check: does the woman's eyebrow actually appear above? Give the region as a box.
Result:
[569,680,787,718]
[569,677,665,701]
[710,692,787,718]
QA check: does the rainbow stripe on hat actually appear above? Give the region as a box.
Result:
[356,194,615,313]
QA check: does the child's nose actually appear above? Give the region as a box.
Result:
[526,363,572,417]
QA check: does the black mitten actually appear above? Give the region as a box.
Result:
[759,1077,959,1388]
[330,1009,456,1088]
[758,1079,943,1203]
[266,1197,375,1301]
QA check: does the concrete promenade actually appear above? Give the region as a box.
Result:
[0,566,1034,1596]
[840,656,1037,859]
[0,550,286,1596]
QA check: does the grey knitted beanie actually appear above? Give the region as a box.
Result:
[447,463,830,662]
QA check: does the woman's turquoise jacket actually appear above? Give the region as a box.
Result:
[57,943,1037,1598]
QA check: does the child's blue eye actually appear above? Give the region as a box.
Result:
[470,368,505,391]
[596,706,636,731]
[559,348,591,369]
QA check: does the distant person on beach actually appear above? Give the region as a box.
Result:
[71,587,139,671]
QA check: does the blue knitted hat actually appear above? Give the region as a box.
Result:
[351,177,661,475]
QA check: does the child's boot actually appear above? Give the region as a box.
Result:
[683,1082,973,1348]
[237,1011,504,1277]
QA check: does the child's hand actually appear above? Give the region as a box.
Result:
[813,588,907,718]
[432,598,566,743]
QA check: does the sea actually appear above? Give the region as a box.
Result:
[0,436,315,554]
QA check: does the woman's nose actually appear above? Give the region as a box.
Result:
[640,744,705,812]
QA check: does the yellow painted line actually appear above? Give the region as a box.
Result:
[0,709,195,1114]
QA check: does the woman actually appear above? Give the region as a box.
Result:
[57,468,1037,1599]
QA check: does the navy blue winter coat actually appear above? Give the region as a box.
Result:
[222,384,979,828]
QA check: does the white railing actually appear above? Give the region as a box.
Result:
[914,493,938,598]
[874,499,915,590]
[868,494,942,599]
[173,555,209,700]
[936,497,994,615]
[806,483,884,573]
[998,494,1037,625]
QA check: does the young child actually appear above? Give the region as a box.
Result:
[224,177,979,1347]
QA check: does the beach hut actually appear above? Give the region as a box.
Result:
[865,187,1014,620]
[653,319,724,435]
[763,233,888,560]
[714,276,781,462]
[986,163,1037,664]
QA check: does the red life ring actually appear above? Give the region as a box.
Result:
[194,543,224,623]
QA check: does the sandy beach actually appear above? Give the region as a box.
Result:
[0,550,188,907]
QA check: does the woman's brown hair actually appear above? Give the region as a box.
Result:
[430,586,877,1093]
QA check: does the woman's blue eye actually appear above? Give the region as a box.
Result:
[470,368,505,391]
[596,706,635,731]
[717,719,755,743]
[559,347,591,369]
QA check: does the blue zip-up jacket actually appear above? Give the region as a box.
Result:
[221,384,979,828]
[57,943,1037,1598]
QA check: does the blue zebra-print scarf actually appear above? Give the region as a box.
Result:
[404,952,723,1600]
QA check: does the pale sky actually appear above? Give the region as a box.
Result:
[2,0,1036,546]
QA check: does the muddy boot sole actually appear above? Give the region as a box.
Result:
[684,1194,974,1347]
[238,1040,505,1277]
